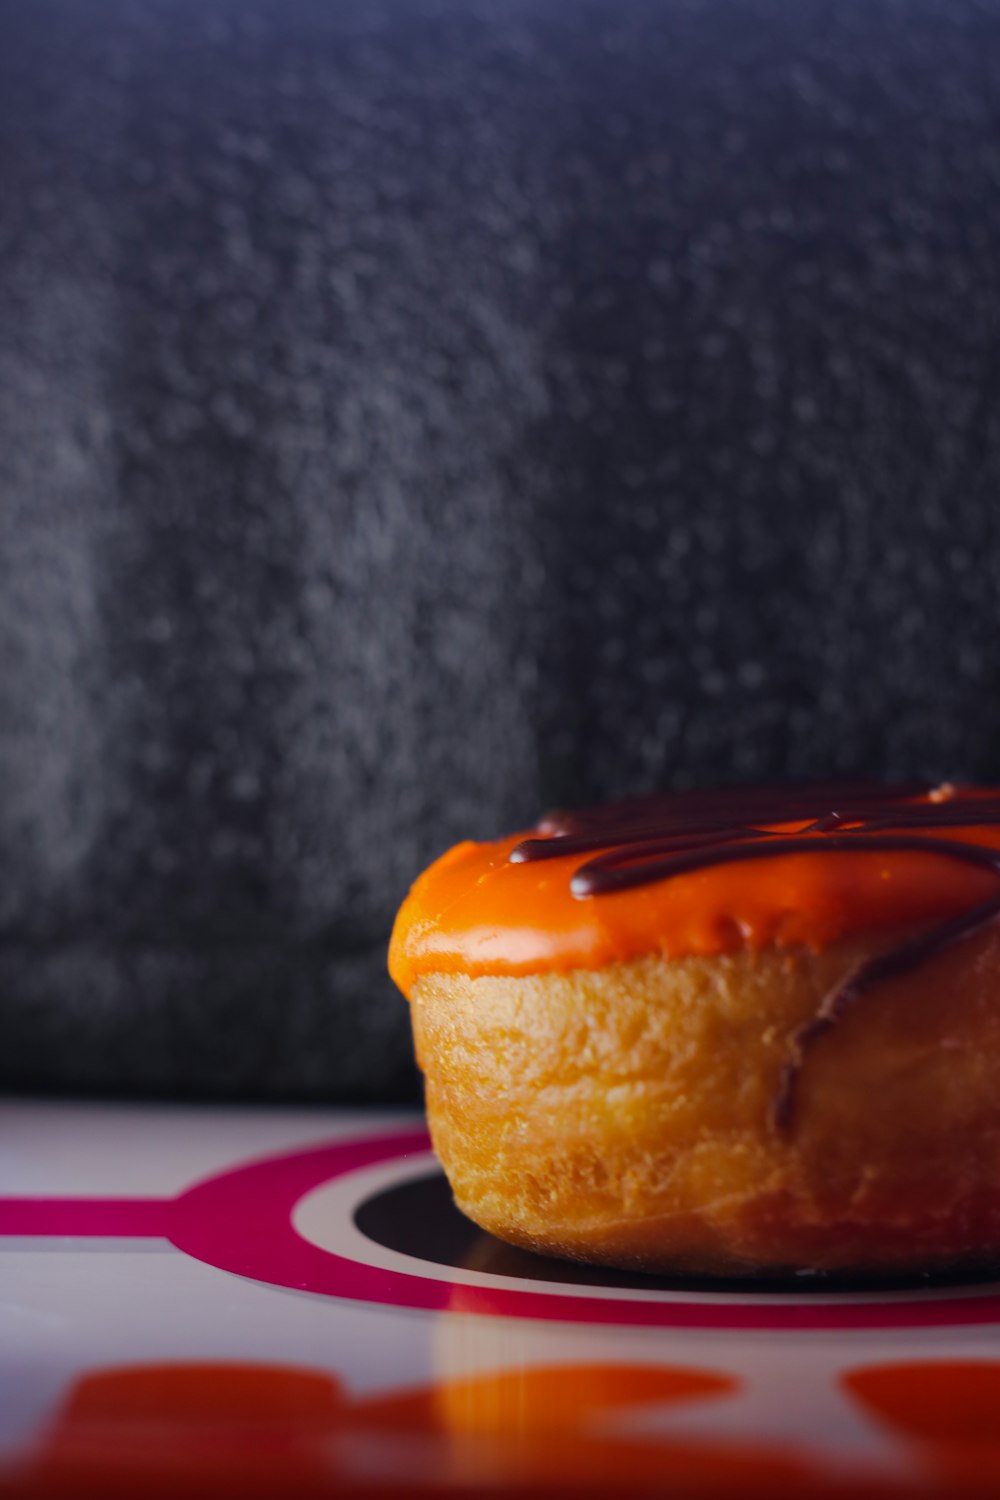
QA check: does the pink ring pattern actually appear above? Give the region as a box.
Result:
[3,1127,1000,1331]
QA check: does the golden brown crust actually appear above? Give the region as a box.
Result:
[411,928,1000,1274]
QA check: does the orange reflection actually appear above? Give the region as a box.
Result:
[360,1361,733,1431]
[0,1358,822,1497]
[843,1360,1000,1490]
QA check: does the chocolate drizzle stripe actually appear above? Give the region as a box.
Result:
[572,832,1000,897]
[511,825,768,865]
[534,781,932,838]
[508,783,1000,1131]
[515,804,1000,869]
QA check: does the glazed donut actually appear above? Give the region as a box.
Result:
[389,782,1000,1275]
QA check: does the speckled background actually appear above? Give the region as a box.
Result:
[3,0,1000,1099]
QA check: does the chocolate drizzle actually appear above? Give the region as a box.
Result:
[510,783,1000,1130]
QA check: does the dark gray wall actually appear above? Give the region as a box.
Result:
[3,0,1000,1098]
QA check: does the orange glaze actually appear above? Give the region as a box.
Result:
[388,818,1000,999]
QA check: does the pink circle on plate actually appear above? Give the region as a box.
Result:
[6,1126,1000,1331]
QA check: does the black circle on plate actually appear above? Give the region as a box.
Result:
[353,1170,1000,1295]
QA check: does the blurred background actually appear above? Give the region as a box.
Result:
[3,0,1000,1104]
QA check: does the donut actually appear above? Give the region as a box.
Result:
[388,782,1000,1275]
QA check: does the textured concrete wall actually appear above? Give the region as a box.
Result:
[3,0,1000,1098]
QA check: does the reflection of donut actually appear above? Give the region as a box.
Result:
[390,782,1000,1275]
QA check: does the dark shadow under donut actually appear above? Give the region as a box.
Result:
[353,1171,1000,1295]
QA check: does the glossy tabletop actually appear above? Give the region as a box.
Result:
[2,1101,1000,1496]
